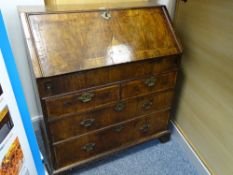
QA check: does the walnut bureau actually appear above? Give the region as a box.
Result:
[20,3,182,174]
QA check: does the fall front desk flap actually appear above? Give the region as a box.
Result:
[20,5,182,78]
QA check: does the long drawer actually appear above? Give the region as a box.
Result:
[48,91,173,142]
[37,56,179,98]
[53,110,170,169]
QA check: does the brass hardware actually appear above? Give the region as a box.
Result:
[114,102,125,112]
[78,92,94,103]
[113,125,124,132]
[144,76,156,87]
[80,118,95,128]
[101,10,111,20]
[140,123,150,133]
[82,143,96,152]
[142,100,153,110]
[45,82,52,91]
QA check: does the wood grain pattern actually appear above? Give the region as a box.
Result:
[44,85,119,117]
[19,4,182,174]
[37,56,178,98]
[53,110,170,169]
[53,130,170,174]
[175,1,233,175]
[137,90,173,116]
[20,13,43,77]
[24,6,181,78]
[48,100,137,142]
[122,71,177,99]
[48,90,173,142]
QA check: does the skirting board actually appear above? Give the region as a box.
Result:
[31,115,43,131]
[170,121,211,175]
[40,152,49,175]
[32,115,210,175]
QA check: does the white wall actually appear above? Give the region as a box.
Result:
[0,0,176,123]
[158,0,176,20]
[0,0,44,121]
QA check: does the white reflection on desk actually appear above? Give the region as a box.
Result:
[106,44,133,64]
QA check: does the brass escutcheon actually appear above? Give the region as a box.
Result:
[114,102,125,112]
[144,76,156,87]
[78,92,94,103]
[82,143,96,152]
[80,118,95,128]
[140,123,150,133]
[101,10,111,20]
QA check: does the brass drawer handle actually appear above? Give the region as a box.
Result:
[114,102,125,112]
[113,125,124,132]
[80,118,95,128]
[140,123,150,133]
[78,92,94,103]
[82,143,96,152]
[144,76,156,87]
[142,100,153,110]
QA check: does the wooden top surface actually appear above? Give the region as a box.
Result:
[20,3,182,78]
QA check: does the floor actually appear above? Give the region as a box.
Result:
[36,127,200,175]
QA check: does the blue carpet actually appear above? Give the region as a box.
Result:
[70,134,199,175]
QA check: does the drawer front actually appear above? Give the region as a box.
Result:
[48,100,137,142]
[44,85,119,117]
[137,91,174,116]
[53,110,170,169]
[122,72,177,99]
[37,68,110,98]
[48,91,173,142]
[37,57,179,97]
[110,57,178,82]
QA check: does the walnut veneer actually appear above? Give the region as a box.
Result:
[20,3,182,174]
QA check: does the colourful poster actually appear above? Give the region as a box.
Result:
[0,11,45,175]
[0,138,24,175]
[0,107,13,144]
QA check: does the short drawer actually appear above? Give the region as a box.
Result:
[121,72,177,99]
[48,100,137,142]
[53,110,170,169]
[44,85,119,117]
[37,56,179,97]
